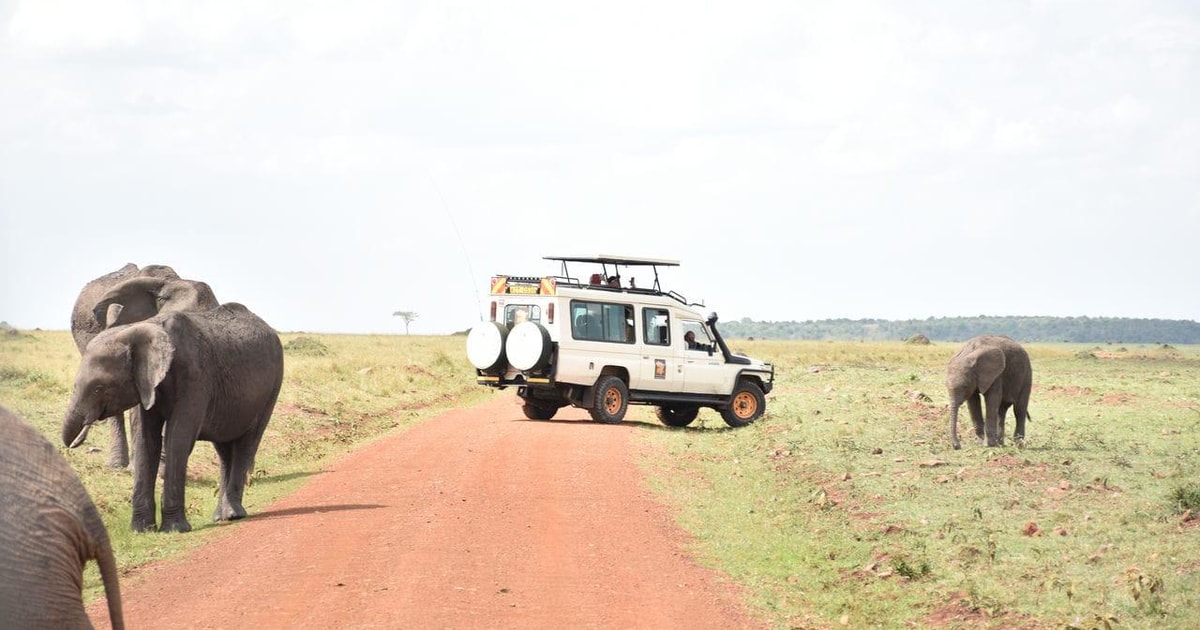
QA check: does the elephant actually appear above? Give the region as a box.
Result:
[62,302,284,533]
[71,263,180,467]
[71,263,219,468]
[0,404,125,629]
[946,334,1032,449]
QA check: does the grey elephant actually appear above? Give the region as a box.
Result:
[62,303,284,533]
[946,334,1032,449]
[71,263,218,468]
[1,405,125,629]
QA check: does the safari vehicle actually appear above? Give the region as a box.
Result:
[465,255,775,427]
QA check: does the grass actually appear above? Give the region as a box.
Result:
[2,331,1198,628]
[639,340,1200,629]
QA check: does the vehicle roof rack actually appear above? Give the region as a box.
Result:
[545,254,681,294]
[543,255,680,267]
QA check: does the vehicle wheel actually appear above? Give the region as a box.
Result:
[521,403,558,420]
[588,375,628,424]
[466,322,508,373]
[720,381,765,427]
[507,322,553,371]
[655,405,699,427]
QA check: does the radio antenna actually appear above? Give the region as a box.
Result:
[426,171,483,321]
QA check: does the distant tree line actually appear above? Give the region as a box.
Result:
[718,316,1200,344]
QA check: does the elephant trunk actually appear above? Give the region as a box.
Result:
[62,408,92,448]
[948,393,962,450]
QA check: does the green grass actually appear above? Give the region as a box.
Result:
[3,332,1198,628]
[640,340,1200,629]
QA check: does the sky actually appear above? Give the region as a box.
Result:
[1,1,1197,335]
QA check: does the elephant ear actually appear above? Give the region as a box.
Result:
[972,346,1007,393]
[93,276,170,327]
[156,279,220,314]
[125,323,174,410]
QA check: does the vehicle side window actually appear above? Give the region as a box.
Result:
[571,300,634,343]
[503,305,540,328]
[681,320,713,352]
[643,308,670,346]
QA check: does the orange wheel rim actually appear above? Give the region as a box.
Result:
[604,388,622,413]
[733,391,757,418]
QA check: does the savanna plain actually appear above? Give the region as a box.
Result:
[1,330,1197,630]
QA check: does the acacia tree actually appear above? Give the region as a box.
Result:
[392,311,418,335]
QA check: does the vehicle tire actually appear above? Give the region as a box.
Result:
[588,375,628,424]
[466,322,508,373]
[521,403,558,420]
[655,405,699,427]
[720,381,765,427]
[506,321,553,371]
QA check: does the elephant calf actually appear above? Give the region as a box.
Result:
[1,405,125,629]
[63,302,284,533]
[945,334,1032,449]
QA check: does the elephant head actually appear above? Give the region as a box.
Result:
[63,322,174,449]
[2,405,125,630]
[93,275,219,329]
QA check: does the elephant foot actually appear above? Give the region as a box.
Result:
[106,456,129,469]
[214,503,248,522]
[132,516,158,533]
[160,518,193,533]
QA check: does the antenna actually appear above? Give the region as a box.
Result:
[426,171,484,321]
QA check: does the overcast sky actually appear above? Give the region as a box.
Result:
[2,1,1197,335]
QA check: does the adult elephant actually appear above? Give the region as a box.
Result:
[62,303,284,533]
[71,263,182,467]
[946,334,1032,449]
[1,405,125,629]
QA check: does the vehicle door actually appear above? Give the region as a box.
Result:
[636,306,681,392]
[678,319,727,395]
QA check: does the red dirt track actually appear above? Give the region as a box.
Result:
[87,395,766,629]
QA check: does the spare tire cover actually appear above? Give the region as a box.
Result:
[506,321,553,371]
[466,322,508,372]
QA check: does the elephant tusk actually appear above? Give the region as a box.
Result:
[68,422,93,449]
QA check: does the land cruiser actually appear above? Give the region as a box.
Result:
[465,255,775,427]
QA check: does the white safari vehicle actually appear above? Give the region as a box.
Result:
[465,255,775,427]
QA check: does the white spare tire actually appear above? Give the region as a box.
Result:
[466,322,508,372]
[506,321,553,371]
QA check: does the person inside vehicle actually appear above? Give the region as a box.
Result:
[606,276,620,288]
[684,331,701,350]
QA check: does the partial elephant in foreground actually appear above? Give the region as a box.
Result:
[63,303,284,533]
[946,334,1032,449]
[71,263,218,468]
[1,405,124,629]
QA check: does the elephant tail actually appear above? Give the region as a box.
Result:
[97,538,125,630]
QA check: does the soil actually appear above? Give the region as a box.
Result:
[86,395,767,629]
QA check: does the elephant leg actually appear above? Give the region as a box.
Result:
[1014,398,1029,442]
[130,408,162,532]
[212,442,246,522]
[159,421,197,534]
[966,394,985,442]
[213,424,267,522]
[983,389,1002,447]
[998,402,1012,446]
[106,411,130,469]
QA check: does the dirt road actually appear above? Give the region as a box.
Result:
[87,395,766,629]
